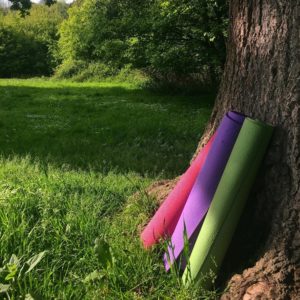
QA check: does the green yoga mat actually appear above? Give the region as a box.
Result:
[182,118,273,288]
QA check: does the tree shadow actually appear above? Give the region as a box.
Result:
[0,83,214,178]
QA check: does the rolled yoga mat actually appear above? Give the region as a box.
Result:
[182,118,273,288]
[164,111,245,270]
[141,134,215,248]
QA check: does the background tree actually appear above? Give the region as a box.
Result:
[142,0,227,85]
[0,2,67,77]
[9,0,55,16]
[57,0,228,86]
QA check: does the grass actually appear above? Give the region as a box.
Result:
[0,79,215,299]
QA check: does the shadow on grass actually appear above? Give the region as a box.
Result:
[0,83,214,178]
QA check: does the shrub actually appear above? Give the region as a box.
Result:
[0,24,50,77]
[54,59,88,79]
[54,60,148,85]
[0,3,67,77]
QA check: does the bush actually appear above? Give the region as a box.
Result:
[54,60,148,85]
[54,59,88,79]
[0,25,49,77]
[0,3,67,77]
[72,62,119,82]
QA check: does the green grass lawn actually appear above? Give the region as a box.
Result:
[0,79,216,299]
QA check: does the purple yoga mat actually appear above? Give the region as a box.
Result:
[163,111,245,271]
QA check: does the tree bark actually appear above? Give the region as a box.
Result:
[193,0,300,298]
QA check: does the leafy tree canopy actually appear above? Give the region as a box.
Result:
[9,0,56,16]
[58,0,228,82]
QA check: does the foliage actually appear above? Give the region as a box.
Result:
[1,0,228,85]
[8,0,56,16]
[144,0,228,75]
[54,59,147,84]
[58,0,228,85]
[0,252,47,298]
[0,79,216,298]
[0,3,67,77]
[0,24,49,77]
[9,0,32,16]
[53,58,88,79]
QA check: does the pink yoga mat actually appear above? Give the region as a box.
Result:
[164,111,245,270]
[141,135,215,248]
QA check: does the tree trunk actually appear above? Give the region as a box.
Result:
[193,0,300,298]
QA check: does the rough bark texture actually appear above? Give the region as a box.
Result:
[146,1,299,298]
[193,0,300,298]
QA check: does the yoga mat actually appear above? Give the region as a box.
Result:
[141,134,215,248]
[164,111,245,270]
[182,118,273,288]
